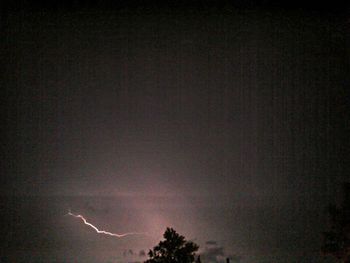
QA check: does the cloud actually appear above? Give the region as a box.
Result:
[200,241,242,263]
[229,255,242,263]
[139,250,146,257]
[123,249,134,257]
[201,246,224,262]
[206,240,218,245]
[84,201,109,214]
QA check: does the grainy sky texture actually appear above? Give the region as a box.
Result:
[1,1,349,262]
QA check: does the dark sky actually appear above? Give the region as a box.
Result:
[1,1,349,262]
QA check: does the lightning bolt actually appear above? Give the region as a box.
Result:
[67,210,146,238]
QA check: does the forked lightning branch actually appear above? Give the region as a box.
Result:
[67,210,146,238]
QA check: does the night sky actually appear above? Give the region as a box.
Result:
[1,1,349,262]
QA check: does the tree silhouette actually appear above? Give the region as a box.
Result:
[145,227,200,263]
[322,183,350,262]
